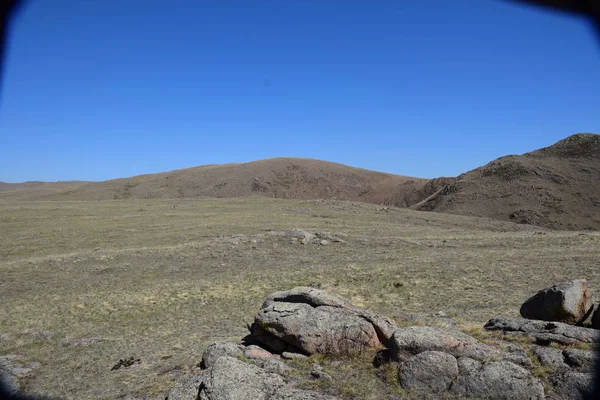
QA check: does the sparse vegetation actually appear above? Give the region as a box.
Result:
[1,197,599,399]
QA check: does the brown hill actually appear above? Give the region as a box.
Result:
[412,133,600,230]
[0,181,88,200]
[0,158,435,206]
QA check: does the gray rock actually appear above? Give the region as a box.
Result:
[244,345,276,361]
[200,342,244,369]
[398,351,459,393]
[281,351,308,361]
[284,229,314,241]
[319,240,329,246]
[501,344,532,368]
[390,326,497,362]
[310,363,332,381]
[484,316,600,345]
[532,346,569,370]
[256,302,380,355]
[11,367,32,378]
[562,348,596,372]
[257,287,397,349]
[0,369,19,395]
[548,371,594,400]
[198,356,285,400]
[520,280,594,324]
[167,372,205,400]
[450,360,545,399]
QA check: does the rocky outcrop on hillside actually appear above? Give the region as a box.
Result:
[166,285,600,400]
[412,133,600,230]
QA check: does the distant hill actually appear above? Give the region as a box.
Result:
[0,158,438,206]
[0,181,88,200]
[412,133,600,230]
[4,134,598,230]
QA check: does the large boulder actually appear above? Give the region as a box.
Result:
[251,287,397,355]
[256,302,379,354]
[519,280,594,324]
[390,326,497,362]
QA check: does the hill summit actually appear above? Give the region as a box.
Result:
[0,158,449,207]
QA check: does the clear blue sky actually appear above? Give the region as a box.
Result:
[1,0,598,182]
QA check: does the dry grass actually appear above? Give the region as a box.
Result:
[1,198,599,399]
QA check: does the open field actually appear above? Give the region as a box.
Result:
[1,198,599,399]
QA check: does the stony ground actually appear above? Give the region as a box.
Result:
[1,198,599,399]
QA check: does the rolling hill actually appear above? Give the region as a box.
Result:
[412,133,600,230]
[0,158,446,207]
[3,133,598,230]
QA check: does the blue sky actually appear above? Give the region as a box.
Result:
[1,0,598,182]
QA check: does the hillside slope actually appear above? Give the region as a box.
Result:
[0,181,88,200]
[0,158,436,206]
[412,133,600,230]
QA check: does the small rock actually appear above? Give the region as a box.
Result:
[284,229,314,240]
[319,240,329,246]
[532,346,569,370]
[27,361,41,369]
[0,334,11,342]
[520,279,594,324]
[11,367,32,377]
[281,351,308,361]
[111,357,140,371]
[244,345,275,360]
[300,238,310,245]
[310,364,332,381]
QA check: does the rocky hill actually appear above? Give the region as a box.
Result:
[412,133,600,230]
